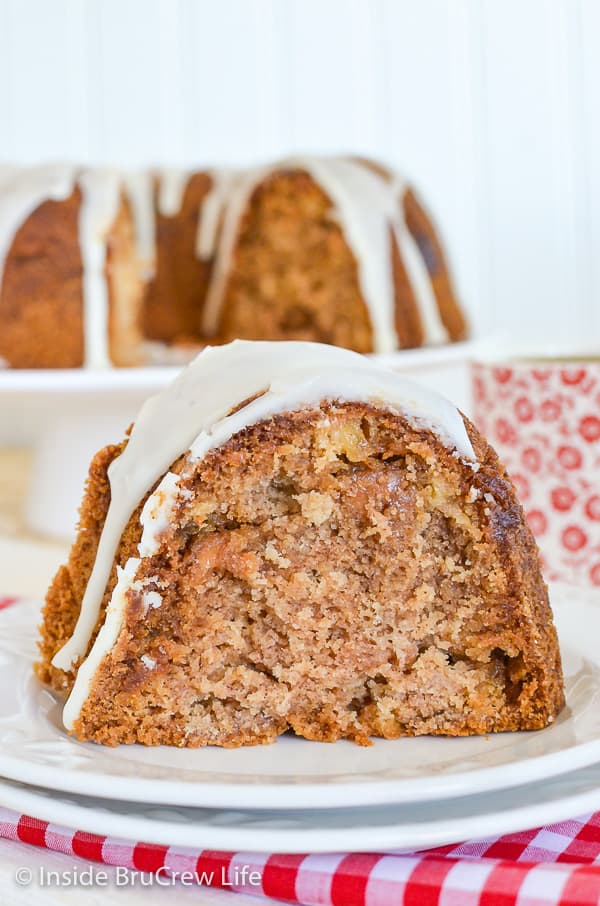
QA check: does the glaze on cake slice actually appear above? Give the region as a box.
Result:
[36,341,563,747]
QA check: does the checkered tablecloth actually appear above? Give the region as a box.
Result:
[2,596,600,904]
[1,808,600,904]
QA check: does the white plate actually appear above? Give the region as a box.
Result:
[2,762,600,854]
[0,584,599,811]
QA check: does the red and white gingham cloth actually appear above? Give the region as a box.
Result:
[3,810,600,905]
[3,596,600,904]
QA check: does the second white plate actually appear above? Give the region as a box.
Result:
[0,583,598,811]
[2,763,600,853]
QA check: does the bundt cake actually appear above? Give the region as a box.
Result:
[0,158,467,369]
[36,341,563,748]
[0,166,147,368]
[202,157,467,352]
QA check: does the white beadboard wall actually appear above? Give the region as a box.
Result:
[0,0,599,344]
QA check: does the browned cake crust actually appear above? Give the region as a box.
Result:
[404,187,468,342]
[37,437,129,692]
[143,173,213,344]
[0,187,145,369]
[0,189,85,368]
[37,404,564,748]
[390,225,426,348]
[355,156,467,346]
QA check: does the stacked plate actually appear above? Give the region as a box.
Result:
[1,583,600,854]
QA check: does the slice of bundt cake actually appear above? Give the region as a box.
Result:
[201,157,467,353]
[36,341,563,747]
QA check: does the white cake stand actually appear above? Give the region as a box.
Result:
[0,341,478,541]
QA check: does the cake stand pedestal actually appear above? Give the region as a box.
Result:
[0,341,478,542]
[0,368,179,540]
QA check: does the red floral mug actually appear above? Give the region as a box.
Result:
[471,356,600,587]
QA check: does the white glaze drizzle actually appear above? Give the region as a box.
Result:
[200,164,269,336]
[138,470,181,556]
[201,157,448,351]
[195,168,238,260]
[157,169,190,217]
[0,166,123,368]
[0,165,76,292]
[78,170,122,368]
[55,339,476,728]
[388,172,448,345]
[395,219,448,345]
[62,556,141,730]
[121,171,156,279]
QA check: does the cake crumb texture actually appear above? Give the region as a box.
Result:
[37,403,564,747]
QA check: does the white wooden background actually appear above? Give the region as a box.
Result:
[0,0,599,345]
